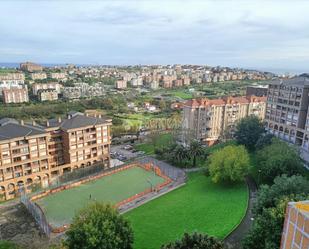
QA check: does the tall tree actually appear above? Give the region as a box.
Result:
[256,138,304,184]
[65,202,133,249]
[188,140,204,167]
[173,145,189,163]
[234,116,265,150]
[161,232,225,249]
[208,145,249,183]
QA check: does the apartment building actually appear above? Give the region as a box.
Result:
[37,89,58,102]
[32,83,62,95]
[246,85,269,97]
[115,79,127,89]
[30,72,47,80]
[50,72,67,80]
[183,95,266,145]
[20,62,43,72]
[280,201,309,249]
[2,88,29,104]
[264,77,309,151]
[0,112,112,200]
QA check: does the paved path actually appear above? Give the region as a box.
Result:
[224,176,257,249]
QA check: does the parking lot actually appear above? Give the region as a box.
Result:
[110,144,145,162]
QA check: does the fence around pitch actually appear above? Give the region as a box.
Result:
[22,162,174,235]
[20,193,51,237]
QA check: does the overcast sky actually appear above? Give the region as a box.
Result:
[1,0,309,72]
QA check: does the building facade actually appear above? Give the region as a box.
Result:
[280,201,309,249]
[37,89,58,101]
[246,85,269,97]
[32,82,62,95]
[20,62,43,72]
[0,112,112,200]
[183,95,266,145]
[2,88,29,104]
[265,77,309,151]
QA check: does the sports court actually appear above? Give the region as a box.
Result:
[35,166,166,228]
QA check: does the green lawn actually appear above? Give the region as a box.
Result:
[134,133,173,155]
[36,167,165,227]
[125,173,248,249]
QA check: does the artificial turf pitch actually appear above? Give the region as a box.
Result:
[125,173,248,249]
[36,166,165,227]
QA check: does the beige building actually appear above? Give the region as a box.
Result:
[115,79,127,89]
[265,77,309,151]
[280,201,309,249]
[182,95,266,145]
[30,72,47,80]
[37,89,58,102]
[20,62,43,72]
[2,88,29,104]
[0,112,112,200]
[32,83,62,95]
[50,72,67,80]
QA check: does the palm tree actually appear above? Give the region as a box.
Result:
[173,145,189,164]
[188,140,204,167]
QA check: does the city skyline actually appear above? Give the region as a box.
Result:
[1,1,309,73]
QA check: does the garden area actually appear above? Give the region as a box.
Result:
[125,172,248,249]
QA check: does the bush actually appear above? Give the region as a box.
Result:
[161,232,225,249]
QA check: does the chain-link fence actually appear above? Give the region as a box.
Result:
[20,192,51,237]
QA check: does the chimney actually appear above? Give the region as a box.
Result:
[32,120,36,126]
[46,120,50,127]
[20,120,24,126]
[58,117,62,123]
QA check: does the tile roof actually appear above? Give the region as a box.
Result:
[184,95,266,108]
[0,121,46,141]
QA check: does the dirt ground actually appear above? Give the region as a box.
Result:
[0,203,60,249]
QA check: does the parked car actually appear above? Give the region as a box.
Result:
[123,145,133,150]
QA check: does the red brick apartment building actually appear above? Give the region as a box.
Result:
[0,111,112,200]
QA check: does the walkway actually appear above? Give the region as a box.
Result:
[224,176,258,249]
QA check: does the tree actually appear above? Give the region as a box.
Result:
[255,133,274,150]
[161,232,225,249]
[208,145,249,183]
[253,175,309,216]
[243,175,309,249]
[234,116,264,150]
[243,194,309,249]
[65,202,133,249]
[173,145,189,163]
[256,138,304,184]
[188,140,204,167]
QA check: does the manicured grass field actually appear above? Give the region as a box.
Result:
[125,173,248,249]
[134,133,173,155]
[36,167,165,227]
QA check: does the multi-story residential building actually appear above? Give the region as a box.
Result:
[0,73,25,82]
[265,77,309,151]
[30,72,47,80]
[37,89,58,102]
[2,87,29,104]
[246,85,269,97]
[62,83,105,99]
[0,111,112,200]
[115,79,127,89]
[182,95,266,145]
[50,72,67,80]
[20,62,43,72]
[32,83,62,95]
[280,201,309,249]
